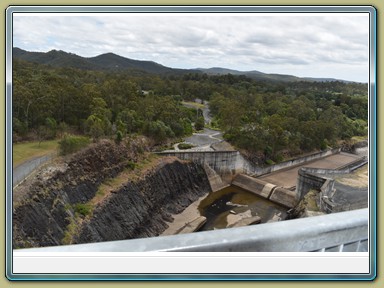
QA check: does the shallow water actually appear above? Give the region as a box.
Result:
[198,185,288,231]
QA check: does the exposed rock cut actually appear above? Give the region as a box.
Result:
[73,159,211,244]
[13,137,211,249]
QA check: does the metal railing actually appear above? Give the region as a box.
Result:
[20,208,368,253]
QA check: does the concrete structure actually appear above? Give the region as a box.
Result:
[157,148,343,181]
[157,151,243,182]
[232,174,276,198]
[243,148,341,177]
[232,174,297,209]
[269,187,297,208]
[259,152,362,189]
[176,216,207,234]
[159,149,366,212]
[296,157,368,213]
[296,157,367,200]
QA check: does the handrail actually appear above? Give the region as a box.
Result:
[19,208,368,252]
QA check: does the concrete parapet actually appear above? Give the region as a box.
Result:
[243,148,341,177]
[335,157,368,172]
[297,161,368,214]
[296,169,327,201]
[269,187,297,208]
[157,148,343,182]
[297,155,367,201]
[232,174,298,208]
[156,151,243,178]
[321,197,367,214]
[232,174,276,199]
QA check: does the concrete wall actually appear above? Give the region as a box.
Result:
[269,187,297,208]
[321,197,368,214]
[296,156,367,201]
[158,148,342,180]
[232,174,276,199]
[157,151,243,181]
[297,157,368,214]
[296,168,328,201]
[202,163,228,192]
[232,174,297,208]
[243,148,341,176]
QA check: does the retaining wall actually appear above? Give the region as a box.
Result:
[243,148,341,176]
[157,151,243,181]
[297,157,368,213]
[297,157,368,200]
[158,148,341,179]
[232,174,297,208]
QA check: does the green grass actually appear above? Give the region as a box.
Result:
[181,101,205,109]
[351,135,368,142]
[13,139,59,167]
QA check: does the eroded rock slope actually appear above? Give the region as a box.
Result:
[13,138,211,248]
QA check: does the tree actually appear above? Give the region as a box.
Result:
[85,115,104,141]
[85,97,112,139]
[143,120,174,144]
[45,117,57,139]
[194,116,205,131]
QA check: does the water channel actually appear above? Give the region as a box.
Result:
[197,185,288,231]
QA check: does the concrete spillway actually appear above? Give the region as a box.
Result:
[232,174,297,208]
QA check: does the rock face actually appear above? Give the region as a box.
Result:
[74,160,211,244]
[13,138,211,248]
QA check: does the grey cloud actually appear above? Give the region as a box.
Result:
[12,13,369,82]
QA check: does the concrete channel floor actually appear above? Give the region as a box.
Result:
[258,152,361,189]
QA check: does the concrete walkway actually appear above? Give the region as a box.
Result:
[258,152,361,189]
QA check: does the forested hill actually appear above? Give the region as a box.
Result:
[12,48,368,164]
[13,48,356,83]
[12,47,200,75]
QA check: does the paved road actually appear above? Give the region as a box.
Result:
[170,101,225,152]
[184,128,222,147]
[258,152,362,189]
[13,154,53,187]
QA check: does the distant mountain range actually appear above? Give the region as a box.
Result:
[13,47,351,83]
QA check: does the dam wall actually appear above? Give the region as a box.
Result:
[232,174,297,208]
[296,157,368,200]
[296,156,368,213]
[158,148,341,179]
[157,151,243,182]
[243,148,341,176]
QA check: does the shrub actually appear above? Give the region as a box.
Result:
[194,116,205,131]
[74,203,92,217]
[115,130,123,144]
[178,143,194,150]
[58,134,90,155]
[126,161,136,170]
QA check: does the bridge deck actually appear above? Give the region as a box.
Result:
[258,152,361,189]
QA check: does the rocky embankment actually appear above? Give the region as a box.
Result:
[13,138,211,248]
[74,158,211,244]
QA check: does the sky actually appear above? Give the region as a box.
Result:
[13,13,370,82]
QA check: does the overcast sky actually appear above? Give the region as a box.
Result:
[13,13,370,82]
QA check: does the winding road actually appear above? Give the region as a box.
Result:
[171,101,225,151]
